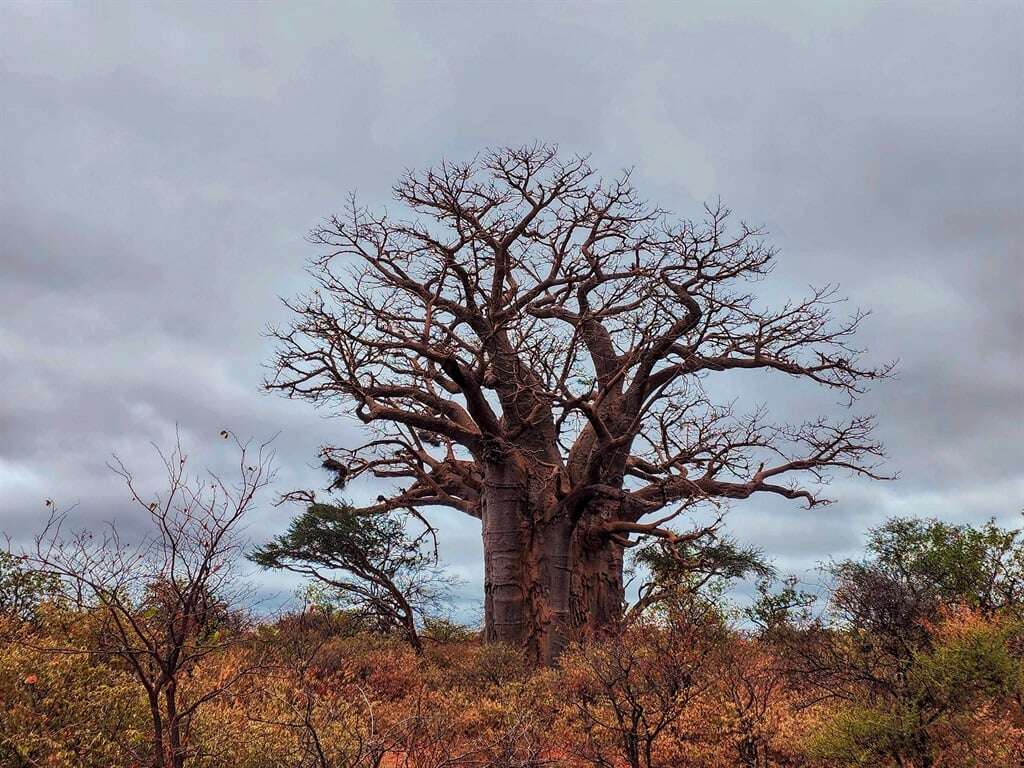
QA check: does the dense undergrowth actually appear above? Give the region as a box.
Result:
[1,527,1022,768]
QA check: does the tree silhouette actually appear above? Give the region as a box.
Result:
[267,144,891,665]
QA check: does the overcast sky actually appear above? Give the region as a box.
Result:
[1,2,1021,615]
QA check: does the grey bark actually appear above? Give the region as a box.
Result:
[481,457,625,666]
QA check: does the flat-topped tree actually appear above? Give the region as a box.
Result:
[267,144,891,666]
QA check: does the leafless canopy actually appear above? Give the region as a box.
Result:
[30,433,275,768]
[269,144,890,548]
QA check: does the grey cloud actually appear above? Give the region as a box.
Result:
[0,2,1020,611]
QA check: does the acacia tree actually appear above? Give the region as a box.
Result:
[250,501,455,653]
[267,144,890,665]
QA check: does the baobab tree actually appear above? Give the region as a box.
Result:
[267,144,891,665]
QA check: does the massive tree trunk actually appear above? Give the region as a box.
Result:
[481,459,625,666]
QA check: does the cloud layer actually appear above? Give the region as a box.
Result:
[1,2,1021,612]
